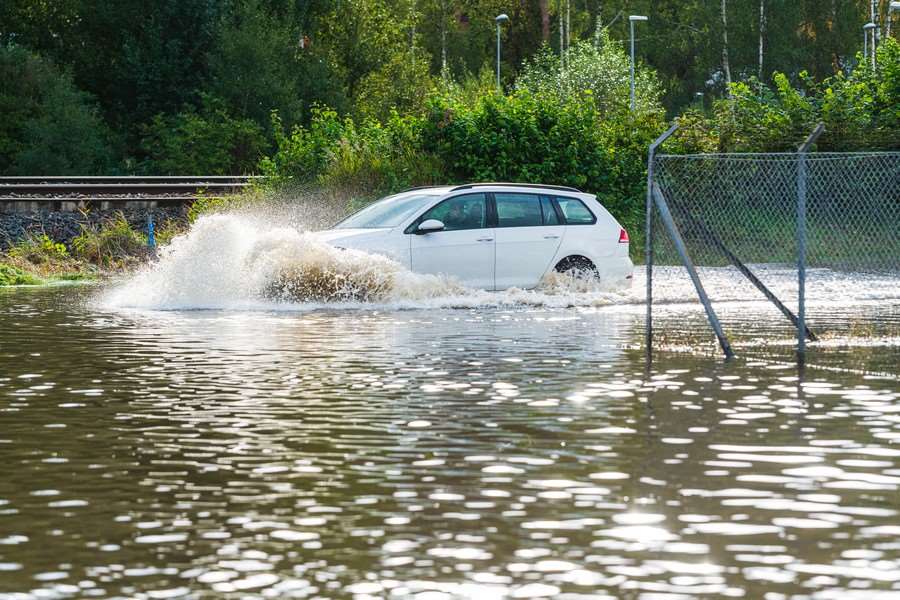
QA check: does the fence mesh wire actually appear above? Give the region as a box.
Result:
[649,151,900,357]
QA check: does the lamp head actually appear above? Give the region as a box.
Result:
[863,22,877,30]
[890,2,900,10]
[495,13,509,24]
[629,15,649,22]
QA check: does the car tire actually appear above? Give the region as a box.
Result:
[554,256,599,281]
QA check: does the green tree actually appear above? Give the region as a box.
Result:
[139,95,267,175]
[0,44,115,175]
[1,0,222,137]
[516,33,664,117]
[205,0,347,130]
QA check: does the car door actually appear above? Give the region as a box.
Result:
[493,193,565,289]
[409,193,495,289]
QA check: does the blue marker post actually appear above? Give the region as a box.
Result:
[147,212,157,258]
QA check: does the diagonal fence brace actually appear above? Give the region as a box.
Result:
[663,192,818,342]
[652,183,735,360]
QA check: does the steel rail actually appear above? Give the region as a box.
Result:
[0,183,251,194]
[0,176,262,184]
[0,176,261,203]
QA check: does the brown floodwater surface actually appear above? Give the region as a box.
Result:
[0,281,898,599]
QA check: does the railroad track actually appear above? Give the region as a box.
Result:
[0,176,262,206]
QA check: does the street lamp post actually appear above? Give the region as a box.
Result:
[495,13,509,90]
[864,22,877,67]
[629,15,649,111]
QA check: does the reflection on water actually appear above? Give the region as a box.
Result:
[0,284,898,599]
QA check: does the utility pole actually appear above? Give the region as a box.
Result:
[495,13,509,90]
[629,15,649,111]
[864,22,877,67]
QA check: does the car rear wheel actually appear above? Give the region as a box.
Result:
[554,256,599,281]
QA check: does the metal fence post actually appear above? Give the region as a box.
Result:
[645,123,679,360]
[796,123,824,357]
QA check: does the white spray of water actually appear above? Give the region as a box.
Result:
[103,214,468,310]
[102,213,900,312]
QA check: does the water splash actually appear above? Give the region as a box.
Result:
[103,214,466,310]
[103,213,900,312]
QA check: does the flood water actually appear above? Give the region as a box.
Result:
[1,217,899,599]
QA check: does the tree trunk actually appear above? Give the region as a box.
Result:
[559,0,565,67]
[593,2,603,47]
[540,0,550,42]
[721,0,732,95]
[440,0,447,76]
[758,0,766,81]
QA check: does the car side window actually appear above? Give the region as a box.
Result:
[540,196,561,225]
[495,193,543,228]
[418,193,487,231]
[555,196,596,224]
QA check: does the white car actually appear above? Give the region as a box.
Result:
[311,183,634,290]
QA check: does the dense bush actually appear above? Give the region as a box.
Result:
[260,31,666,240]
[680,38,900,152]
[0,44,116,174]
[516,35,664,117]
[138,95,267,175]
[7,234,69,265]
[423,89,663,235]
[261,107,442,196]
[72,213,148,266]
[354,53,437,122]
[0,264,41,286]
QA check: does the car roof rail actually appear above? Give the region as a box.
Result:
[396,185,442,193]
[450,182,583,193]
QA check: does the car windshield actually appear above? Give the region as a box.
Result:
[334,193,434,229]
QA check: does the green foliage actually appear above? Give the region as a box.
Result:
[261,83,663,254]
[354,53,437,122]
[690,38,900,152]
[8,234,69,265]
[62,0,222,132]
[517,35,664,117]
[3,0,896,178]
[205,0,346,129]
[422,89,663,235]
[0,263,42,286]
[261,107,442,196]
[72,213,148,266]
[139,95,267,175]
[0,43,115,174]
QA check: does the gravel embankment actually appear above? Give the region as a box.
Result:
[0,206,188,250]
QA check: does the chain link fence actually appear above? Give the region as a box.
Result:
[646,141,900,359]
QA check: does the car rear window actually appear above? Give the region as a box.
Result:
[540,196,561,225]
[555,196,596,224]
[495,193,543,227]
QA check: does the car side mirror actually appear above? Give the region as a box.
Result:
[416,219,445,234]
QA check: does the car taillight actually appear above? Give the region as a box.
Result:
[618,228,629,244]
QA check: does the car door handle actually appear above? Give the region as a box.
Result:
[543,235,560,239]
[477,237,494,242]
